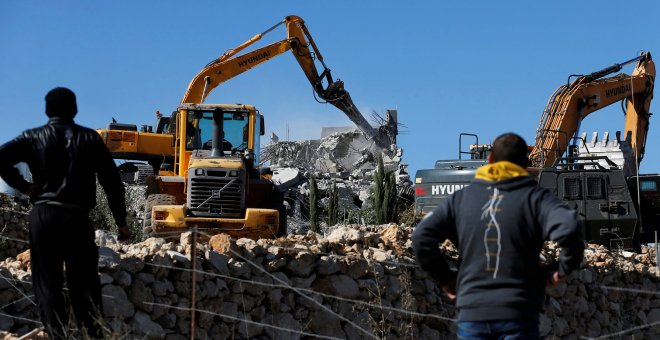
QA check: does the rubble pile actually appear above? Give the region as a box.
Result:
[263,130,412,233]
[1,224,660,338]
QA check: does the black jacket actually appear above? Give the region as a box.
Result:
[412,172,583,322]
[0,117,126,226]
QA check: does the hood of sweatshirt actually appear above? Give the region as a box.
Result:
[474,161,535,190]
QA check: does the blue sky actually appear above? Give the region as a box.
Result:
[1,1,659,176]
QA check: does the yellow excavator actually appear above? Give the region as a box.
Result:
[180,15,394,151]
[530,51,656,250]
[415,51,656,250]
[97,112,175,184]
[98,15,392,240]
[529,51,655,173]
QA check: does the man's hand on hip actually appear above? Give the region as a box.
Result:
[443,278,457,300]
[546,271,564,287]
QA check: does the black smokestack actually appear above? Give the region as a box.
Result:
[211,109,224,157]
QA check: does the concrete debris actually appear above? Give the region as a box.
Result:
[262,123,413,234]
[271,168,301,192]
[269,132,279,144]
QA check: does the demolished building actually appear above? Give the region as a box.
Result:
[262,109,414,233]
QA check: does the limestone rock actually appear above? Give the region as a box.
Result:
[103,284,135,319]
[264,312,302,339]
[98,246,121,269]
[313,274,359,299]
[132,311,166,339]
[316,255,341,276]
[326,227,362,244]
[15,250,30,270]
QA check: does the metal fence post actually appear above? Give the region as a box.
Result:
[191,227,197,340]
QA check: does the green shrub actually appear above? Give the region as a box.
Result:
[90,180,144,242]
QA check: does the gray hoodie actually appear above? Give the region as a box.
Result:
[412,174,584,321]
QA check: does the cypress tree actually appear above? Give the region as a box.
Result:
[327,180,339,227]
[374,155,398,224]
[309,176,319,232]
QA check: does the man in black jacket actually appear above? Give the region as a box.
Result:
[412,133,583,339]
[0,87,130,338]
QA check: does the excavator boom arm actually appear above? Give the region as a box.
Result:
[181,39,292,104]
[530,52,655,169]
[180,15,392,151]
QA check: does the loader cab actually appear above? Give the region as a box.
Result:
[175,103,265,177]
[185,110,250,155]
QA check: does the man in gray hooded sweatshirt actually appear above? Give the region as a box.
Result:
[412,133,583,339]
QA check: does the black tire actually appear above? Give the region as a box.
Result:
[265,188,287,238]
[276,202,287,237]
[143,194,177,237]
[117,162,154,185]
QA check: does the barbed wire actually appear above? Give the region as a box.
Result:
[0,207,30,216]
[0,294,34,310]
[0,311,41,325]
[146,262,456,323]
[1,229,660,338]
[0,234,29,244]
[228,247,380,340]
[145,301,346,340]
[161,231,660,338]
[580,320,660,339]
[599,285,660,296]
[0,272,35,307]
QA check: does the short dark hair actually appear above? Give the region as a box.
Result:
[45,87,78,119]
[491,133,528,167]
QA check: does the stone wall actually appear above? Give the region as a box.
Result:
[1,222,660,339]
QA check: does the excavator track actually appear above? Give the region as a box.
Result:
[118,162,154,185]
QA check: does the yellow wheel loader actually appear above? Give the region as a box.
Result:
[144,104,286,239]
[99,15,394,240]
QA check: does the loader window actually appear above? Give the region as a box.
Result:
[186,110,250,155]
[223,113,249,152]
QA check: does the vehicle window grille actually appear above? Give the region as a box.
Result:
[563,177,581,199]
[586,177,604,199]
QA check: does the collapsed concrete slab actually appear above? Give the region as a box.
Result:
[272,168,302,192]
[261,110,413,233]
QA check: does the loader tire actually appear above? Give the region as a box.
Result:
[265,189,287,238]
[143,194,177,238]
[276,202,287,238]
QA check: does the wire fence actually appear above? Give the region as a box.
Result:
[0,227,659,338]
